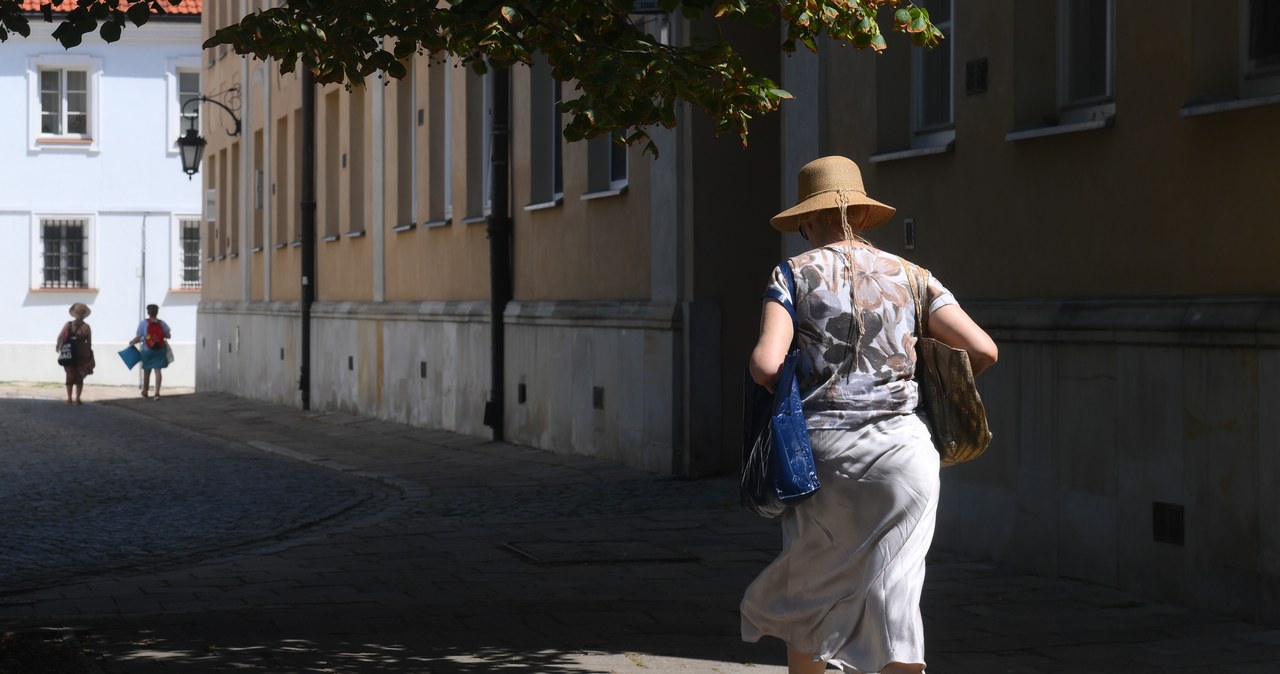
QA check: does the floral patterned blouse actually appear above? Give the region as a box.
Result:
[766,245,957,430]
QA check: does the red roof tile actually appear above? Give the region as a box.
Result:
[21,0,202,15]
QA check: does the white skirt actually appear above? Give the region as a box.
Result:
[741,412,940,673]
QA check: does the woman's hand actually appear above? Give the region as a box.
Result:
[749,300,794,393]
[927,304,998,375]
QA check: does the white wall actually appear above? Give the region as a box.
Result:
[0,20,203,387]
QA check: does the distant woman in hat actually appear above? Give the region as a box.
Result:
[56,302,96,405]
[741,156,997,674]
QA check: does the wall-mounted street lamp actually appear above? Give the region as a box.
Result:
[176,86,242,180]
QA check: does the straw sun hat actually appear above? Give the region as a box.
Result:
[69,303,91,319]
[770,156,896,233]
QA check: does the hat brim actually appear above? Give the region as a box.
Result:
[770,193,896,233]
[69,305,90,319]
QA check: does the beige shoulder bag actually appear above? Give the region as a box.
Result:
[904,262,992,466]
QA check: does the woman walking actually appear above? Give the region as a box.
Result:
[56,303,96,405]
[741,156,998,673]
[129,304,171,399]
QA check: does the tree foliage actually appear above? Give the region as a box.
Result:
[1,0,942,153]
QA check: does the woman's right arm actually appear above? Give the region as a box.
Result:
[927,304,998,376]
[749,300,794,393]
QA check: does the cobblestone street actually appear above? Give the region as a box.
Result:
[0,396,392,594]
[1,383,1278,673]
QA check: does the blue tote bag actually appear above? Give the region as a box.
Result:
[741,262,821,518]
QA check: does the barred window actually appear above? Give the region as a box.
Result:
[180,218,202,289]
[41,219,87,289]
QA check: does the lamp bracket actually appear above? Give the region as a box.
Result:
[182,84,242,137]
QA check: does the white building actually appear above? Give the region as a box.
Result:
[0,2,203,388]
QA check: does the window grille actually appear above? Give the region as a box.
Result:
[41,219,87,289]
[180,219,202,288]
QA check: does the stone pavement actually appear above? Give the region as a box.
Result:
[2,382,1279,673]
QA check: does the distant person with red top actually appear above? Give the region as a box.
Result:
[129,303,171,399]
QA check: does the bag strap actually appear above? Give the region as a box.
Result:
[903,260,932,339]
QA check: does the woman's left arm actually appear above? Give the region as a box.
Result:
[928,304,997,376]
[749,300,794,393]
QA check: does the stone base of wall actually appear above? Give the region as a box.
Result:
[504,300,680,473]
[197,299,681,472]
[0,343,196,388]
[946,297,1280,623]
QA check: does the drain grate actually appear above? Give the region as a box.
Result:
[503,540,698,566]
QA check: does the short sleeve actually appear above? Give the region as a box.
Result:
[762,263,795,317]
[135,320,147,338]
[928,274,958,314]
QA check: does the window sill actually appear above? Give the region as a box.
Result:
[322,234,340,243]
[345,229,366,239]
[34,138,96,150]
[524,197,564,212]
[274,242,288,250]
[460,215,488,226]
[291,240,303,248]
[1179,93,1280,118]
[424,218,451,229]
[581,185,628,201]
[391,222,416,233]
[228,252,238,259]
[30,287,99,293]
[868,140,955,164]
[1005,116,1114,142]
[169,287,202,294]
[251,246,263,253]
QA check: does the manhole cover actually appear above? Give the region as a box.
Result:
[503,541,698,565]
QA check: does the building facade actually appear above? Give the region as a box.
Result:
[0,1,203,388]
[784,0,1280,621]
[195,2,783,475]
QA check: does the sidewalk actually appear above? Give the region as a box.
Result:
[3,383,1279,673]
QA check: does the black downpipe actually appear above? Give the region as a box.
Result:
[300,69,317,410]
[484,66,513,440]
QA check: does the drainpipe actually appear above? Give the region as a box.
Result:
[300,69,316,410]
[483,66,513,441]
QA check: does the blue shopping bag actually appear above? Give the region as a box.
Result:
[118,345,142,370]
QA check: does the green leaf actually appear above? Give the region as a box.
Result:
[895,8,910,24]
[126,2,149,27]
[769,88,793,99]
[52,21,83,48]
[100,19,121,42]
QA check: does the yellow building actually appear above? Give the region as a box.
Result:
[194,2,783,476]
[796,0,1280,621]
